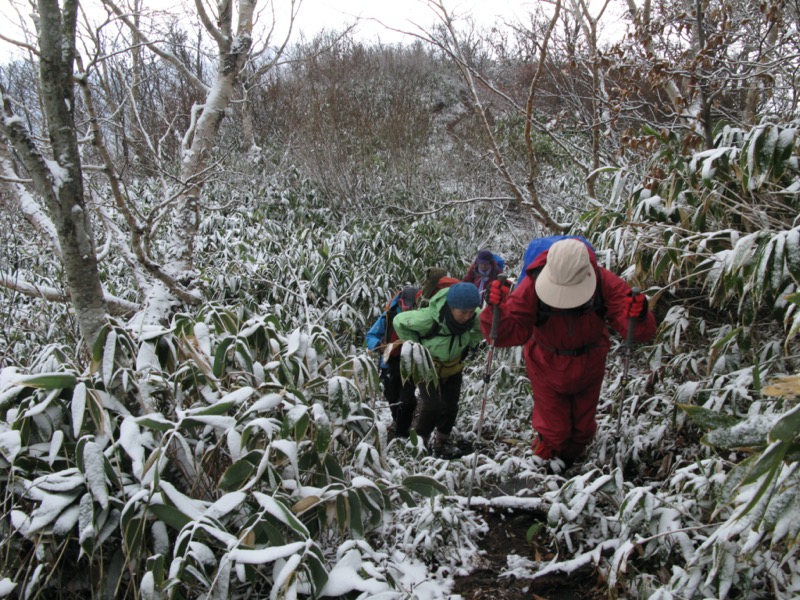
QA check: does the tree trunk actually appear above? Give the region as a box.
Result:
[39,1,108,348]
[0,0,110,350]
[165,0,256,276]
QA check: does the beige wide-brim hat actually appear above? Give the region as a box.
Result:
[534,239,596,309]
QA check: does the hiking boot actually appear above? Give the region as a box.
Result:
[432,440,462,459]
[387,422,411,443]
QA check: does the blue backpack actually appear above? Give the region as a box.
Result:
[492,253,505,271]
[517,235,594,284]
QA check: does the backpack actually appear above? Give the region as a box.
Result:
[383,287,420,357]
[492,253,505,271]
[517,235,595,284]
[520,236,606,326]
[418,273,459,305]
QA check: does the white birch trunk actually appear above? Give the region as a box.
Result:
[165,0,257,278]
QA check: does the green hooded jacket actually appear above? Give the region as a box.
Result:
[392,287,484,367]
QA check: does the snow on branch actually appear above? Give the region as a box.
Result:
[0,271,139,315]
[0,151,62,258]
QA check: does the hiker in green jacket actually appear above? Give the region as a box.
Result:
[392,282,484,458]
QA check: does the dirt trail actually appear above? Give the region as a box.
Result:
[452,507,605,600]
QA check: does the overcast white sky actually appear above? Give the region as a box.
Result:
[0,0,532,60]
[0,0,625,61]
[287,0,529,42]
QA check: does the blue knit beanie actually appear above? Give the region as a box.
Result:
[447,283,481,310]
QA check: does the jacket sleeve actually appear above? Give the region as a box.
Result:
[480,276,538,347]
[462,263,476,283]
[600,267,657,343]
[365,313,387,351]
[392,308,437,342]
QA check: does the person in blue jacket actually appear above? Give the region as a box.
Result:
[366,286,420,438]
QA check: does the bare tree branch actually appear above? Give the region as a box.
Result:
[100,0,210,95]
[0,271,139,315]
[0,31,39,55]
[0,149,62,258]
[75,55,203,306]
[420,1,566,233]
[194,0,228,49]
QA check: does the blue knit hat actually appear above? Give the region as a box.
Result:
[476,249,494,264]
[447,283,481,310]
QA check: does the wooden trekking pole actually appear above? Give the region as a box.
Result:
[467,274,508,506]
[613,287,641,466]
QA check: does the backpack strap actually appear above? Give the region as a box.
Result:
[419,319,472,367]
[417,309,466,356]
[594,269,607,318]
[385,304,400,342]
[419,319,441,341]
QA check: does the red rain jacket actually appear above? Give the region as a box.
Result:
[481,250,656,394]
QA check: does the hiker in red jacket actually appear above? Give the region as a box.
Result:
[463,250,503,297]
[481,238,657,466]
